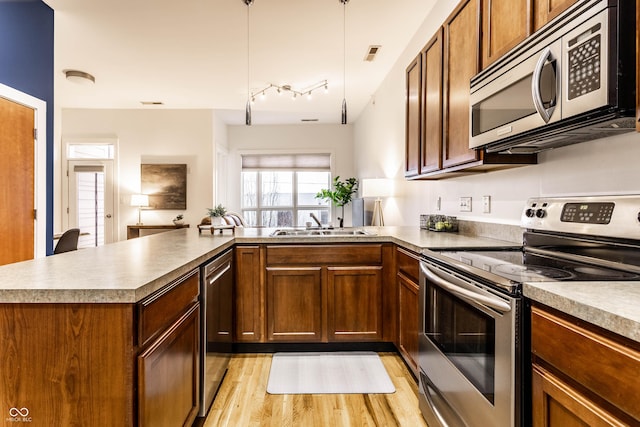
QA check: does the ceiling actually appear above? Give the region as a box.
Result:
[43,0,437,125]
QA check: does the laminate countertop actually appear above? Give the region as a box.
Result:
[523,282,640,343]
[0,226,517,304]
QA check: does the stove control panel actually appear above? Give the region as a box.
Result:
[561,202,614,224]
[523,195,640,240]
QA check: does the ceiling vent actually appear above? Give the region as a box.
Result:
[364,45,381,62]
[140,101,164,106]
[301,118,319,122]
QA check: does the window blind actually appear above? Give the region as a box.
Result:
[241,153,331,170]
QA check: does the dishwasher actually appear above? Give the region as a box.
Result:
[198,248,233,418]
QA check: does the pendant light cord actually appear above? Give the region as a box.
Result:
[342,0,346,102]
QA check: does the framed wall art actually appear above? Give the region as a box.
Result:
[141,163,187,210]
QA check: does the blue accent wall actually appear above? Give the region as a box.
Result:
[0,0,54,254]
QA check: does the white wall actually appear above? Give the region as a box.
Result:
[353,1,640,227]
[60,109,214,240]
[226,123,355,226]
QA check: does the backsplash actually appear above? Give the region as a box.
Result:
[457,220,523,244]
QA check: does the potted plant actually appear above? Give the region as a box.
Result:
[172,214,185,226]
[315,176,358,228]
[207,204,227,226]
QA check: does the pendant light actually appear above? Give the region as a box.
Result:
[340,0,349,125]
[244,0,253,126]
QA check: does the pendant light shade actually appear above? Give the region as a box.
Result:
[244,0,253,125]
[340,0,349,125]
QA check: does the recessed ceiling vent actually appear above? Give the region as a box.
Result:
[364,45,381,62]
[301,118,319,122]
[140,101,164,106]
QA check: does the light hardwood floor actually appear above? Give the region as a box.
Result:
[204,352,428,427]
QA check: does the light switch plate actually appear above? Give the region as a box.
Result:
[459,197,472,212]
[482,195,491,213]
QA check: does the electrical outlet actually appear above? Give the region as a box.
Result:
[459,197,472,212]
[436,196,441,211]
[483,195,491,213]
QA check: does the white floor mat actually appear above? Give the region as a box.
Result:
[266,351,396,394]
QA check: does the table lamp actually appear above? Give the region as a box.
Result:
[361,179,393,226]
[130,194,149,225]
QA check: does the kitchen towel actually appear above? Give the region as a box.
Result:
[266,351,396,394]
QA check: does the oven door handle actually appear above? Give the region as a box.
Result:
[421,263,512,313]
[421,379,469,427]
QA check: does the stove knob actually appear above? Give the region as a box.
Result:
[535,208,546,218]
[525,208,535,218]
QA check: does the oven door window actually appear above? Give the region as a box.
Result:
[425,281,496,404]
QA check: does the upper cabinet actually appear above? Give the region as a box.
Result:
[533,0,578,31]
[481,0,531,69]
[405,0,536,180]
[443,0,481,169]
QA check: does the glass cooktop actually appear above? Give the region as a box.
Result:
[438,250,640,283]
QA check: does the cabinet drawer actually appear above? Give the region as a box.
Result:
[138,269,200,347]
[396,247,420,283]
[531,305,640,420]
[266,244,383,266]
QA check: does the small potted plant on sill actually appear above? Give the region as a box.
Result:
[315,176,358,228]
[173,214,185,226]
[207,204,227,226]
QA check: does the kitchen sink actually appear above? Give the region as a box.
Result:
[269,228,375,237]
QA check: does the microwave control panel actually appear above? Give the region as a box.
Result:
[567,23,602,100]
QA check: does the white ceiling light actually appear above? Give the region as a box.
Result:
[64,69,95,85]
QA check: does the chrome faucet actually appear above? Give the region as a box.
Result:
[309,212,323,228]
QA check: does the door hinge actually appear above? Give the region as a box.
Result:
[33,209,37,220]
[66,207,69,214]
[34,128,37,140]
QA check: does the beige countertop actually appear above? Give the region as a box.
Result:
[0,226,516,304]
[524,282,640,343]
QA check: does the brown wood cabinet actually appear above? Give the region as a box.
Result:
[327,266,383,341]
[266,267,322,341]
[533,0,578,31]
[0,268,200,427]
[136,268,200,427]
[481,0,531,69]
[404,0,536,180]
[531,304,640,426]
[405,54,422,177]
[396,247,420,378]
[421,29,444,174]
[443,0,481,169]
[234,245,264,342]
[261,244,391,343]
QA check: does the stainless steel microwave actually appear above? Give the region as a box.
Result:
[469,0,636,154]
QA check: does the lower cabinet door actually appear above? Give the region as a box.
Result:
[138,303,200,427]
[532,364,627,427]
[266,267,322,341]
[327,266,383,341]
[398,273,419,377]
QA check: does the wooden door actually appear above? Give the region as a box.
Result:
[234,246,264,342]
[138,304,200,427]
[0,96,34,265]
[405,54,422,177]
[443,0,482,169]
[327,266,383,341]
[482,0,531,69]
[266,267,322,341]
[533,0,577,31]
[532,365,627,426]
[398,273,419,378]
[421,29,443,174]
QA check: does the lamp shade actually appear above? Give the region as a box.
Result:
[130,194,149,207]
[361,179,393,198]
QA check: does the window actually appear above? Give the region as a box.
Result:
[241,153,331,227]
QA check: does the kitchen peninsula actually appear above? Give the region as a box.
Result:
[1,227,639,426]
